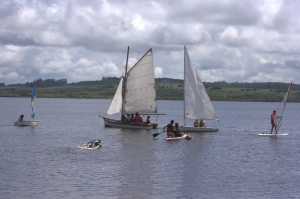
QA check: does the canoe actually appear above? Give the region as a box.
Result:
[103,117,158,130]
[14,120,40,127]
[165,134,191,141]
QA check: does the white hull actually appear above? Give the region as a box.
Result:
[14,120,40,127]
[78,145,101,150]
[258,133,288,136]
[103,117,158,130]
[179,126,218,133]
[165,134,191,141]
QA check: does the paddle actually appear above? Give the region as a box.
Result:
[152,127,166,138]
[0,124,14,127]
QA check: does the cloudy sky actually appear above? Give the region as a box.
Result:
[0,0,299,84]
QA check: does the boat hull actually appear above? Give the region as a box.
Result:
[14,120,40,127]
[179,126,218,133]
[103,117,158,130]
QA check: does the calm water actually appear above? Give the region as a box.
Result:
[0,97,300,199]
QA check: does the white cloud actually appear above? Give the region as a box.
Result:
[0,0,299,84]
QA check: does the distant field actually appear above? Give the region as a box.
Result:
[0,78,299,102]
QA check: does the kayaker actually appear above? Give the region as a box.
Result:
[18,114,24,122]
[166,120,175,137]
[174,123,183,137]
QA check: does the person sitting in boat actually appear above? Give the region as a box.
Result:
[121,114,128,122]
[18,114,24,122]
[146,116,151,124]
[166,120,175,137]
[193,119,199,127]
[174,122,183,137]
[270,110,278,134]
[132,112,143,124]
[199,120,206,127]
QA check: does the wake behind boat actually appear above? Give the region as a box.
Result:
[102,47,159,130]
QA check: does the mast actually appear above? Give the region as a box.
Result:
[183,46,186,126]
[121,46,130,118]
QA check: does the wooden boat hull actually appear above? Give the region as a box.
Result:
[179,126,218,133]
[14,120,40,127]
[103,117,158,130]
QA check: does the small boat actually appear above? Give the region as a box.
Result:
[180,46,218,133]
[79,139,102,150]
[165,134,192,141]
[102,47,160,130]
[14,120,40,127]
[14,85,40,127]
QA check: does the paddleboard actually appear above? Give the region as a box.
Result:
[257,133,288,136]
[165,134,191,141]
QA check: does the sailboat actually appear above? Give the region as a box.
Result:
[102,47,158,130]
[258,82,292,136]
[178,46,218,133]
[14,85,40,127]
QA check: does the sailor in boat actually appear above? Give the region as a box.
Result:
[166,120,175,137]
[87,139,101,148]
[146,116,151,124]
[131,112,144,125]
[270,110,278,134]
[17,114,24,122]
[193,119,206,128]
[174,123,184,137]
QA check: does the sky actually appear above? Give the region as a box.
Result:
[0,0,299,84]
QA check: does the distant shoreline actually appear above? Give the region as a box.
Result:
[1,77,299,102]
[0,95,299,103]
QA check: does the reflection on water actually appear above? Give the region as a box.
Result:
[0,98,300,199]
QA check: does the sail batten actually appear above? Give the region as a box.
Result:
[184,46,216,120]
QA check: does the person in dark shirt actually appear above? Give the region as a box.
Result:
[166,120,175,137]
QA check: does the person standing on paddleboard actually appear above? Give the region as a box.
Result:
[270,110,278,134]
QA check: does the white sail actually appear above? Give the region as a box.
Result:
[276,82,292,130]
[107,78,123,115]
[184,46,216,120]
[124,49,156,113]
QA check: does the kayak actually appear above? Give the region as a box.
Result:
[78,144,101,150]
[165,134,192,141]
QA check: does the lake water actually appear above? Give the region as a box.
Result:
[0,97,300,199]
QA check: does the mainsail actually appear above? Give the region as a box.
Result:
[184,46,216,120]
[106,48,156,115]
[124,49,156,114]
[276,82,292,130]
